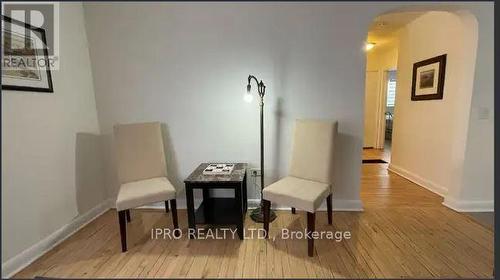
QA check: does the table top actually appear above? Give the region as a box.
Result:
[184,163,247,184]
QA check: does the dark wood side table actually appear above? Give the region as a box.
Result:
[184,163,247,239]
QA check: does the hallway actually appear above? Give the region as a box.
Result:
[361,149,442,209]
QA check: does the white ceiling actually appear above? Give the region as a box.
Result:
[367,12,425,46]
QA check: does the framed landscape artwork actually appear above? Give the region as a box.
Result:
[411,54,446,101]
[1,16,54,92]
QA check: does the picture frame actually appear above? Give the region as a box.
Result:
[1,15,54,93]
[411,54,446,101]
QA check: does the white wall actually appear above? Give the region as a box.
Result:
[364,42,398,148]
[1,2,103,267]
[83,2,380,210]
[390,11,481,199]
[83,3,493,212]
[446,7,494,211]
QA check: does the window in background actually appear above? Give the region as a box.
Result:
[386,77,396,107]
[385,70,397,142]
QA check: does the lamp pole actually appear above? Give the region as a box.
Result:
[247,75,277,223]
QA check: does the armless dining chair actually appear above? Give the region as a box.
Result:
[263,119,337,257]
[113,122,178,252]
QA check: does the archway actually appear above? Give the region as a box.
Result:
[360,8,481,213]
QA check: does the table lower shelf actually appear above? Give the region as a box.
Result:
[195,198,243,225]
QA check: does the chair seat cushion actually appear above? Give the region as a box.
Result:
[263,176,330,213]
[116,177,176,211]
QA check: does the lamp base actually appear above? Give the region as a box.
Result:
[250,206,277,223]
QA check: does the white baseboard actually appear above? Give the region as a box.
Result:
[443,196,494,212]
[1,199,113,278]
[388,163,447,197]
[137,198,363,212]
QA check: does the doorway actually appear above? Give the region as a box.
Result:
[362,68,396,164]
[383,70,396,158]
[361,9,483,216]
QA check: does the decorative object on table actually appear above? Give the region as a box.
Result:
[262,119,337,257]
[1,16,53,93]
[411,54,447,101]
[184,163,248,239]
[202,163,235,175]
[244,75,277,223]
[113,122,179,252]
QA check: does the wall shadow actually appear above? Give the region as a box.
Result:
[333,130,363,201]
[160,123,183,194]
[101,132,120,199]
[271,97,285,183]
[75,132,107,215]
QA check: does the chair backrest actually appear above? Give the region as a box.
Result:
[113,122,167,184]
[289,119,337,184]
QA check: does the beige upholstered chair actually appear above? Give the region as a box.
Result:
[263,119,337,257]
[114,122,178,252]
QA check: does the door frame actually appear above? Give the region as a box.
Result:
[364,70,380,148]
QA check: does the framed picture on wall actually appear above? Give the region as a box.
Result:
[411,54,446,101]
[1,16,54,93]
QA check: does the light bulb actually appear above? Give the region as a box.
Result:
[364,42,375,51]
[244,92,253,103]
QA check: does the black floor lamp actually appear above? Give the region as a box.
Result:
[245,75,277,223]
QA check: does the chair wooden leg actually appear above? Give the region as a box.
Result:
[164,200,170,213]
[307,212,315,257]
[326,194,332,225]
[118,210,127,252]
[291,207,296,214]
[170,199,179,231]
[263,199,270,239]
[126,209,131,222]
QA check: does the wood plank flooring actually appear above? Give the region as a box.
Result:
[14,150,493,278]
[362,146,391,162]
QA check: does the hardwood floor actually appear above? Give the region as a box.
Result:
[362,146,391,162]
[14,154,493,278]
